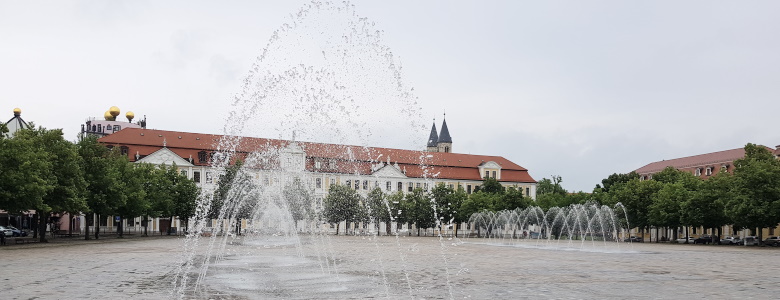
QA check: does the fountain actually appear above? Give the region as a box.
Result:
[171,1,433,298]
[465,203,636,253]
[170,2,634,298]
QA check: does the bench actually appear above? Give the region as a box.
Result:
[55,230,81,238]
[13,237,36,244]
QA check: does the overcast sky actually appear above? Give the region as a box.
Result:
[2,1,779,192]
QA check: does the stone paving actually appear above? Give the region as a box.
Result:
[2,234,779,299]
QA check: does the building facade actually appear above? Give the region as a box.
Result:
[634,145,780,240]
[98,127,538,200]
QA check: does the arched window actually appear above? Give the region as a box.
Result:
[91,125,96,132]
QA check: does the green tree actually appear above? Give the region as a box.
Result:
[726,143,780,243]
[496,187,532,211]
[284,177,314,231]
[16,127,87,242]
[365,187,392,235]
[477,177,505,194]
[537,176,566,196]
[596,172,640,193]
[649,183,686,241]
[459,191,498,221]
[407,188,435,236]
[685,171,730,240]
[609,179,663,235]
[77,136,126,240]
[0,127,53,215]
[115,160,149,238]
[323,184,362,235]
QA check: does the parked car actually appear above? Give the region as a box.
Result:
[0,226,13,237]
[623,236,643,242]
[720,236,741,245]
[694,235,717,244]
[676,237,694,244]
[743,236,759,246]
[763,236,780,246]
[6,226,27,237]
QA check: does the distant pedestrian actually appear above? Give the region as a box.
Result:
[0,233,6,245]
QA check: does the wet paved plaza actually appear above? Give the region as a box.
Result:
[2,235,779,299]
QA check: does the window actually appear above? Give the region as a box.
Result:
[193,171,201,183]
[354,180,360,190]
[424,183,429,190]
[316,178,322,189]
[398,182,403,191]
[467,185,472,194]
[444,146,449,153]
[485,171,489,179]
[198,151,207,163]
[346,180,351,188]
[416,183,421,189]
[448,184,454,189]
[705,167,713,176]
[386,181,392,191]
[315,161,321,169]
[329,159,336,169]
[330,178,336,186]
[113,125,120,132]
[525,187,530,196]
[180,170,188,178]
[98,125,103,133]
[206,172,213,183]
[695,168,702,176]
[91,125,96,132]
[408,182,413,192]
[492,171,496,179]
[264,177,270,186]
[120,146,129,156]
[363,180,368,190]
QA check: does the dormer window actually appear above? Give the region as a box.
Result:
[695,168,702,176]
[198,151,207,163]
[120,146,129,156]
[705,167,713,176]
[113,125,121,132]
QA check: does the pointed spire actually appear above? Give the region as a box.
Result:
[427,118,439,147]
[438,115,452,143]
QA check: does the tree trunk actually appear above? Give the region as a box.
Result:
[335,223,340,235]
[385,221,392,236]
[143,215,148,237]
[94,214,101,240]
[84,213,91,240]
[168,216,174,235]
[32,213,38,239]
[685,226,689,243]
[116,216,125,239]
[454,223,459,238]
[38,211,48,243]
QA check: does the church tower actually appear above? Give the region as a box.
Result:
[426,120,439,152]
[437,116,452,153]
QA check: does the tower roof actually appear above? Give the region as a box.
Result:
[438,118,452,143]
[427,121,438,147]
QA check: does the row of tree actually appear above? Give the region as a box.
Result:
[533,143,780,243]
[0,125,199,242]
[321,177,535,236]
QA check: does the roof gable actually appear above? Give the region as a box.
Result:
[137,147,194,167]
[371,164,408,178]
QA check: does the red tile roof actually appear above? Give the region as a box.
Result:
[634,148,747,174]
[99,128,536,183]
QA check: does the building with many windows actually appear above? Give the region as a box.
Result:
[635,145,780,180]
[634,144,780,240]
[98,127,538,200]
